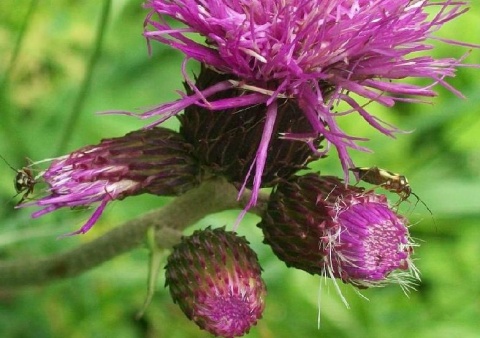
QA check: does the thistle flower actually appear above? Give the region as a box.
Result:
[23,128,200,235]
[136,0,476,207]
[179,65,323,188]
[165,227,266,337]
[258,174,417,289]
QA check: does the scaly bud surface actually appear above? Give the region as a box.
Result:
[165,227,266,337]
[179,65,323,188]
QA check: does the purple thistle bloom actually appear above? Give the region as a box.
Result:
[23,128,200,235]
[135,0,476,209]
[258,174,418,290]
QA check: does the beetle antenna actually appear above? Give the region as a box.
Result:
[411,192,437,229]
[0,154,18,172]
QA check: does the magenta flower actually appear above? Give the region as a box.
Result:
[166,227,266,337]
[135,0,476,208]
[258,174,418,289]
[23,128,200,235]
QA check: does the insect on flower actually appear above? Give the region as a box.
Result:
[0,154,37,205]
[350,167,412,200]
[349,166,434,219]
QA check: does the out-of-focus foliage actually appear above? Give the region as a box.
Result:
[0,1,479,337]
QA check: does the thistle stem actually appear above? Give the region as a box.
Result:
[0,178,268,287]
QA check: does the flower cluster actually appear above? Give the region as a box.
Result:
[18,0,478,336]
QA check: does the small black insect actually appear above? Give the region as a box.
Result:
[350,166,434,220]
[0,154,37,204]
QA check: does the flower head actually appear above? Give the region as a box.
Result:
[258,174,418,289]
[179,65,323,188]
[138,0,475,207]
[24,128,200,235]
[165,226,266,337]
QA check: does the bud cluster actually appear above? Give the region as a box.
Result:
[22,60,419,336]
[20,63,420,336]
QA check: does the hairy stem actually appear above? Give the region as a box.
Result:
[0,178,268,287]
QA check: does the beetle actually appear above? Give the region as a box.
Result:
[349,166,434,221]
[0,154,37,204]
[349,166,411,201]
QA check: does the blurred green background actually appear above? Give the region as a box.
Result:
[0,1,479,337]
